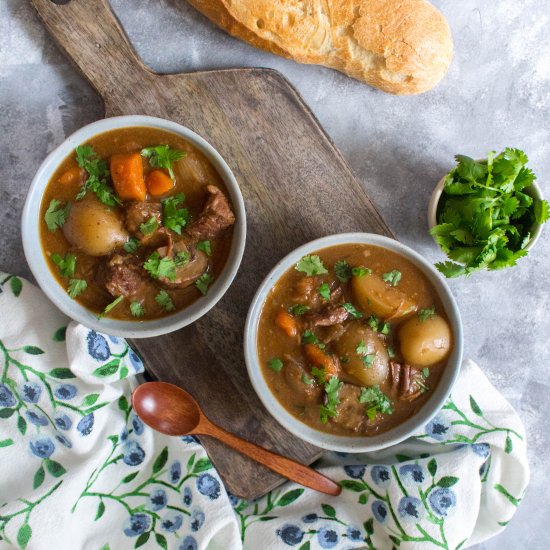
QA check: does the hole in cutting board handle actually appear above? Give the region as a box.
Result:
[50,0,71,5]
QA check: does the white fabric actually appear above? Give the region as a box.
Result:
[0,273,529,550]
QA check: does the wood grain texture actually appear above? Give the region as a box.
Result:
[31,0,393,499]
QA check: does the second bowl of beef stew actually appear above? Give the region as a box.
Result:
[23,116,246,337]
[244,234,462,452]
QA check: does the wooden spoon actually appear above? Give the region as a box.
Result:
[132,382,341,496]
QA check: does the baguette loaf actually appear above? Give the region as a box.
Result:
[186,0,453,95]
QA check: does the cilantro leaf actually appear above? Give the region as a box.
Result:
[302,330,325,348]
[161,193,189,235]
[155,290,175,312]
[141,145,186,180]
[418,306,436,322]
[318,283,330,301]
[196,240,212,256]
[334,260,351,282]
[268,358,283,372]
[311,366,326,384]
[195,273,214,295]
[358,386,393,418]
[434,261,467,278]
[44,200,70,231]
[352,266,371,277]
[175,251,190,267]
[534,198,549,224]
[319,376,343,424]
[123,237,140,254]
[130,301,145,318]
[51,253,76,278]
[295,255,328,276]
[288,304,310,316]
[367,315,390,334]
[67,279,87,298]
[144,252,176,281]
[98,295,124,319]
[140,216,158,236]
[382,270,401,287]
[342,302,362,319]
[302,373,314,385]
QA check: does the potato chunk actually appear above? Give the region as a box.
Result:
[352,273,417,319]
[63,198,128,256]
[335,321,389,386]
[399,314,452,366]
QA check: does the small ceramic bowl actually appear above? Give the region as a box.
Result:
[244,233,463,453]
[428,166,544,251]
[22,115,246,338]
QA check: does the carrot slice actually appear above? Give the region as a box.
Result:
[58,166,83,186]
[303,343,339,380]
[146,169,174,197]
[275,310,298,338]
[110,152,146,201]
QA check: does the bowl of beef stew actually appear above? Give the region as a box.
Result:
[244,234,462,452]
[22,116,246,337]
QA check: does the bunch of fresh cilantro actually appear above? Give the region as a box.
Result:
[430,149,548,277]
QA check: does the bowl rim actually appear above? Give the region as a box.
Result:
[244,232,463,453]
[21,115,246,338]
[428,161,544,251]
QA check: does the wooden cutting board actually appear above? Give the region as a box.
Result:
[32,0,393,499]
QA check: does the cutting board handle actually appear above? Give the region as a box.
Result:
[31,0,156,109]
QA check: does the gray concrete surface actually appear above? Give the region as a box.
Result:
[1,0,548,547]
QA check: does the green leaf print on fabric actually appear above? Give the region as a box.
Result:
[494,484,523,507]
[0,275,23,297]
[52,326,67,342]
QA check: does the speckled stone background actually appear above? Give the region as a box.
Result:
[1,1,548,547]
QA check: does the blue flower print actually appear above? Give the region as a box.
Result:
[132,414,144,436]
[108,335,120,345]
[55,434,72,448]
[399,464,425,485]
[87,331,111,361]
[372,500,388,524]
[179,536,198,550]
[123,440,145,466]
[128,348,144,373]
[197,473,221,500]
[170,461,182,483]
[0,384,16,408]
[425,415,451,441]
[148,489,168,511]
[54,413,72,431]
[25,410,48,427]
[344,465,365,479]
[190,508,205,531]
[123,513,151,537]
[346,525,362,541]
[21,382,42,404]
[181,435,197,444]
[398,496,425,522]
[428,487,457,517]
[472,443,490,458]
[54,384,77,401]
[77,413,94,436]
[182,486,192,506]
[371,465,391,488]
[276,524,304,546]
[160,511,183,533]
[318,527,339,548]
[302,513,318,523]
[120,426,129,442]
[30,437,55,459]
[228,494,239,506]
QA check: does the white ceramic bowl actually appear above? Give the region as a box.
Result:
[244,233,463,453]
[428,166,544,251]
[22,115,246,338]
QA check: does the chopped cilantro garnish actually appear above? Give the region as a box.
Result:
[51,253,76,278]
[98,295,123,319]
[155,290,175,312]
[288,304,310,316]
[342,302,362,319]
[161,193,189,235]
[311,366,326,384]
[123,237,140,254]
[356,340,370,355]
[141,145,186,180]
[75,145,120,206]
[431,149,549,277]
[367,315,391,334]
[318,282,331,301]
[268,358,283,372]
[144,251,176,281]
[388,346,396,359]
[334,260,352,282]
[302,373,314,385]
[67,278,87,298]
[356,340,375,368]
[362,354,376,368]
[320,376,343,423]
[418,306,436,322]
[380,322,391,335]
[382,270,402,287]
[302,330,325,348]
[175,251,190,267]
[340,355,350,364]
[295,255,328,276]
[140,216,158,236]
[358,386,393,419]
[422,367,430,378]
[352,266,372,277]
[367,316,380,331]
[195,273,214,295]
[196,240,212,256]
[44,199,70,231]
[130,301,145,318]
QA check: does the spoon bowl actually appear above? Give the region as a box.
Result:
[132,381,341,496]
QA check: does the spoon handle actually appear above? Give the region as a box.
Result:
[198,420,341,496]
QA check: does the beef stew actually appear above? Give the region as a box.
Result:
[257,243,452,437]
[39,127,236,320]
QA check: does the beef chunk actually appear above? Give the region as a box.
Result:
[187,185,235,240]
[333,383,383,431]
[308,305,349,327]
[283,355,322,402]
[125,201,162,234]
[390,361,424,401]
[96,254,149,298]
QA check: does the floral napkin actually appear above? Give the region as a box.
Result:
[0,272,529,550]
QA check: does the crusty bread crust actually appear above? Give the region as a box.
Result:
[186,0,453,95]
